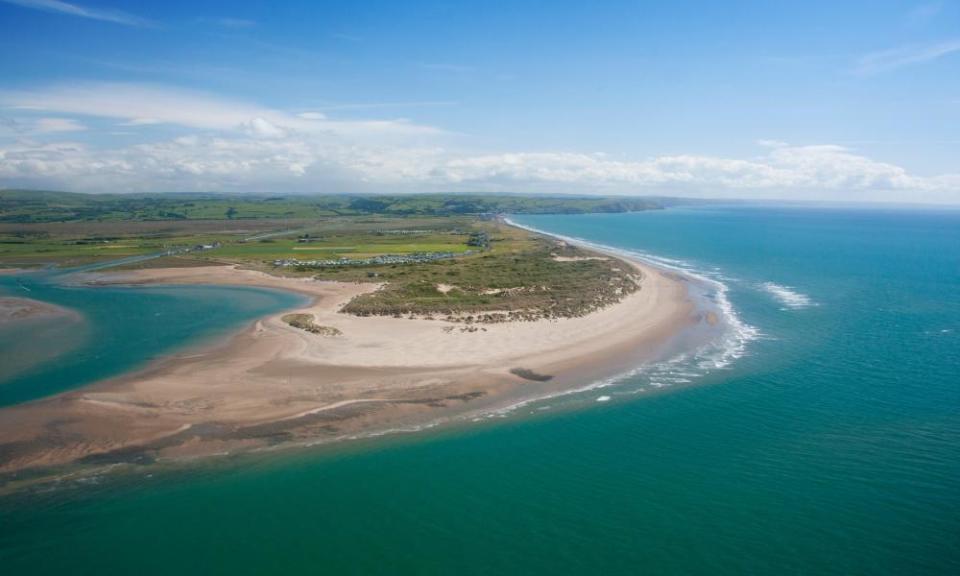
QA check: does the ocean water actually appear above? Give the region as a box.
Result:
[1,205,959,575]
[0,271,308,406]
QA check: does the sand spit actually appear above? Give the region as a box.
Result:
[0,253,696,482]
[0,297,79,326]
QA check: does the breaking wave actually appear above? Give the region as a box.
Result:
[489,217,761,413]
[759,282,815,309]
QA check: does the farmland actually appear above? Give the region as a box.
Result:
[0,191,650,320]
[0,190,662,223]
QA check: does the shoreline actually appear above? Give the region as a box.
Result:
[0,231,705,487]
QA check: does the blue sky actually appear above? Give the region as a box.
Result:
[1,0,958,202]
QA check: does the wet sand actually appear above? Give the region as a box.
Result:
[0,254,696,483]
[0,296,78,325]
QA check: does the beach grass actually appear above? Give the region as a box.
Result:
[328,223,641,321]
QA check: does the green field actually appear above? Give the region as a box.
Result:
[0,192,645,320]
[0,216,476,267]
[0,189,663,223]
[213,237,472,261]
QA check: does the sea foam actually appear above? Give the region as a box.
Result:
[759,282,815,309]
[497,217,761,412]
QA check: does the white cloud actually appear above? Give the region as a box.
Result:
[0,115,86,134]
[307,101,457,111]
[0,83,443,139]
[241,117,287,139]
[856,39,960,75]
[422,146,930,194]
[33,117,86,133]
[0,0,153,27]
[1,132,958,203]
[1,82,956,203]
[120,117,162,126]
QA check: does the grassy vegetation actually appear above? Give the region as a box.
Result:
[330,222,641,322]
[1,192,646,321]
[0,216,473,267]
[281,314,342,336]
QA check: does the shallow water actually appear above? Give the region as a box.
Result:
[0,270,307,406]
[1,205,959,575]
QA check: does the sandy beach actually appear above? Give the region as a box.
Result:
[0,252,696,479]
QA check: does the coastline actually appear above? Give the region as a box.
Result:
[0,231,703,484]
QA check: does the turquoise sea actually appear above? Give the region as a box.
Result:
[0,270,308,406]
[1,205,959,575]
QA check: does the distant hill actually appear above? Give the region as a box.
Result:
[0,190,671,223]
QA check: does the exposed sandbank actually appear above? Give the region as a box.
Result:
[0,251,698,480]
[0,296,79,325]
